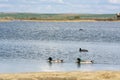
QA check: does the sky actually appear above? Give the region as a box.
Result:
[0,0,120,14]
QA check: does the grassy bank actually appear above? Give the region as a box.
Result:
[0,13,119,22]
[0,13,117,21]
[0,71,120,80]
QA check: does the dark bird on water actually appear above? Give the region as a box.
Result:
[79,48,88,52]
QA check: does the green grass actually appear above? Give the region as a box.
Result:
[0,13,117,20]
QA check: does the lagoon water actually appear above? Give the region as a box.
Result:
[0,21,120,73]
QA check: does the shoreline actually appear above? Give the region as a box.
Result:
[0,19,120,22]
[22,19,98,22]
[0,19,13,22]
[0,71,120,80]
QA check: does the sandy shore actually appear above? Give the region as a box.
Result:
[21,19,120,22]
[22,19,98,22]
[0,19,97,22]
[0,19,13,22]
[0,71,120,80]
[0,19,120,22]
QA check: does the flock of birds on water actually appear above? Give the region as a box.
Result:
[47,48,93,64]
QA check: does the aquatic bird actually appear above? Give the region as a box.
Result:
[79,29,83,31]
[79,48,88,52]
[76,58,93,64]
[47,57,63,63]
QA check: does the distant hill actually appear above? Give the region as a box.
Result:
[0,13,117,21]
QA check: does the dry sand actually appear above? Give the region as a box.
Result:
[1,19,120,22]
[0,19,96,22]
[0,19,12,22]
[0,71,120,80]
[22,19,97,22]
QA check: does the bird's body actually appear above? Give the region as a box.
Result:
[79,48,88,52]
[48,57,63,63]
[76,58,93,64]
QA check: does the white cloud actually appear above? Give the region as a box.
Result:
[0,4,12,8]
[108,0,120,4]
[17,0,65,5]
[46,5,52,9]
[52,0,64,3]
[41,0,64,3]
[57,0,64,3]
[0,0,119,13]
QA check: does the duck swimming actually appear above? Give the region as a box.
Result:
[76,58,93,64]
[48,57,63,63]
[79,48,88,52]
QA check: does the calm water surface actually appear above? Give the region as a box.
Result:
[0,21,120,73]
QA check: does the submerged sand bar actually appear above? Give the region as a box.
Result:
[0,71,120,80]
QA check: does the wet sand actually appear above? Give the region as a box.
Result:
[0,71,120,80]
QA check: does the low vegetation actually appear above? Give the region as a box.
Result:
[0,13,117,21]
